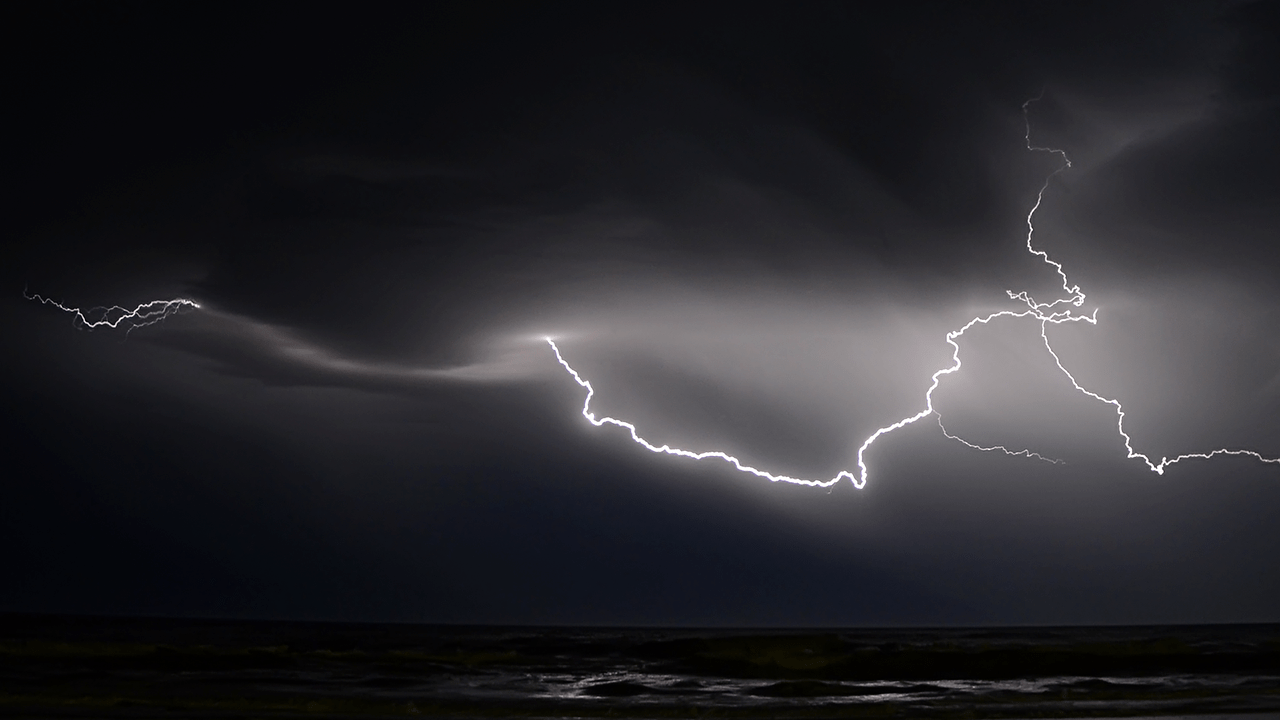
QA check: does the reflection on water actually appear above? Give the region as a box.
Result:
[1,614,1277,718]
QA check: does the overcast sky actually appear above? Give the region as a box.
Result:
[4,1,1279,626]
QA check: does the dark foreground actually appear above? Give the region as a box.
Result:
[1,615,1277,719]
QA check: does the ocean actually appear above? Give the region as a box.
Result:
[1,614,1276,718]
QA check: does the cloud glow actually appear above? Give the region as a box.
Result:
[543,98,1279,487]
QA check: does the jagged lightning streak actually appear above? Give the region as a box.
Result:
[1038,312,1280,474]
[937,414,1064,465]
[24,289,199,333]
[548,95,1278,487]
[1010,95,1278,475]
[547,337,853,488]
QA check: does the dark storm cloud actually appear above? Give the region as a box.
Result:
[171,0,1259,358]
[1058,103,1280,280]
[5,1,1279,625]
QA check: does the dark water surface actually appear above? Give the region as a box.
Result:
[1,614,1277,718]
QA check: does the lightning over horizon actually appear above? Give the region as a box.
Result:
[14,0,1280,634]
[545,96,1280,488]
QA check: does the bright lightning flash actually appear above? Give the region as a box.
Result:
[547,97,1279,488]
[24,290,199,333]
[23,99,1278,487]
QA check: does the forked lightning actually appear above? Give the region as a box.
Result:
[25,98,1278,485]
[25,290,199,333]
[547,97,1278,487]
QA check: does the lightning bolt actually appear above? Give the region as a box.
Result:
[547,337,853,488]
[548,95,1279,487]
[23,98,1277,484]
[24,289,199,333]
[936,414,1064,466]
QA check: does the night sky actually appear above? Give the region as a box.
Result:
[5,1,1279,627]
